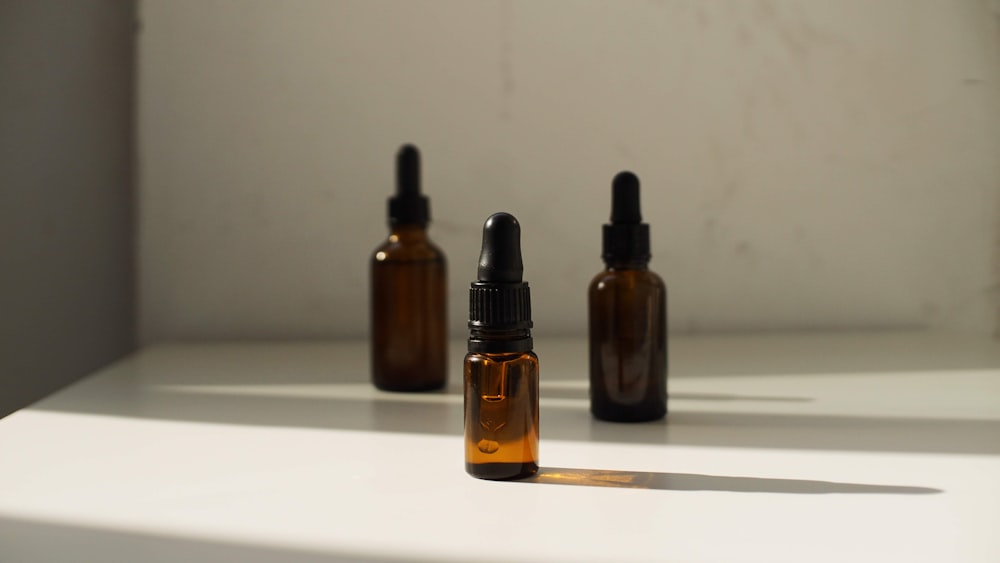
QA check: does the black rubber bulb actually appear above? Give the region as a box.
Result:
[602,170,650,264]
[611,171,641,224]
[388,143,429,226]
[396,144,420,196]
[477,212,523,283]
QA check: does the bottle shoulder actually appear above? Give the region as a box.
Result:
[465,350,538,365]
[589,268,666,291]
[372,234,446,263]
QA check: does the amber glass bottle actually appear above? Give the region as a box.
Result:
[465,213,539,480]
[370,145,447,391]
[588,171,667,422]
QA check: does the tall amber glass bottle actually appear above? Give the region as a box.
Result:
[465,213,539,480]
[588,171,667,422]
[370,145,447,391]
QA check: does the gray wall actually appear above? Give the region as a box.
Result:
[0,0,136,418]
[138,1,1000,342]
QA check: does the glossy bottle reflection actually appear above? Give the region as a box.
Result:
[371,225,447,391]
[588,171,667,422]
[589,264,667,421]
[370,145,447,391]
[464,349,539,480]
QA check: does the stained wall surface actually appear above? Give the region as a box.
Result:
[138,0,1000,341]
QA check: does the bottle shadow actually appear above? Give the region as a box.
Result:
[542,386,813,403]
[522,467,941,495]
[672,392,812,402]
[35,379,1000,455]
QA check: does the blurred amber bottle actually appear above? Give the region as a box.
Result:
[588,172,667,422]
[370,145,447,391]
[465,213,539,480]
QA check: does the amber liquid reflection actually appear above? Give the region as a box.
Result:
[588,266,667,422]
[464,351,539,480]
[370,226,447,391]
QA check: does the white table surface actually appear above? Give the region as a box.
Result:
[1,332,999,562]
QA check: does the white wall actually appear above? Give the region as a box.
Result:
[138,0,1000,342]
[1,0,136,417]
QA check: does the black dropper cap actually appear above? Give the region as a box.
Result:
[602,171,651,265]
[387,144,430,226]
[468,212,533,353]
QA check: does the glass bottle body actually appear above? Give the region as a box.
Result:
[588,263,667,422]
[370,225,447,391]
[464,349,539,480]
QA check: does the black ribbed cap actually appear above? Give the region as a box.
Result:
[468,213,532,353]
[602,171,650,265]
[387,144,430,226]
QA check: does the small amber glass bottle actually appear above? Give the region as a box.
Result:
[465,213,539,480]
[370,145,447,392]
[588,171,667,422]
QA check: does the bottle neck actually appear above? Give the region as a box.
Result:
[468,327,532,354]
[604,258,649,271]
[389,223,428,243]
